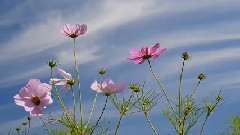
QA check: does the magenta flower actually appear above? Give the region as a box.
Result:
[91,79,125,94]
[14,79,52,116]
[50,68,75,92]
[61,24,87,38]
[127,43,167,64]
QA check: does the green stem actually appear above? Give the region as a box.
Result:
[24,126,26,135]
[17,130,20,135]
[114,115,124,135]
[179,61,185,134]
[90,98,108,135]
[39,116,51,135]
[28,119,30,135]
[73,38,84,131]
[190,80,201,100]
[200,115,208,135]
[145,113,158,135]
[71,86,76,123]
[51,69,79,133]
[147,59,178,121]
[84,92,99,132]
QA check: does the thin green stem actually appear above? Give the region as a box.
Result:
[84,92,99,132]
[190,80,201,100]
[200,115,208,135]
[179,61,185,134]
[24,126,27,135]
[50,69,80,133]
[71,86,76,123]
[145,113,158,135]
[28,119,30,135]
[73,38,84,131]
[90,98,108,135]
[17,130,20,135]
[39,116,51,135]
[147,59,178,121]
[114,115,124,135]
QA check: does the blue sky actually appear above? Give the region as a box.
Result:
[1,0,240,134]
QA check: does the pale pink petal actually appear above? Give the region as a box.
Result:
[150,43,160,54]
[79,24,87,35]
[127,56,141,60]
[18,87,32,98]
[61,84,70,92]
[65,24,73,34]
[115,82,125,93]
[30,107,43,116]
[130,49,140,56]
[102,79,114,88]
[134,58,145,64]
[14,94,26,106]
[91,81,101,92]
[102,79,115,93]
[152,48,167,59]
[40,97,53,107]
[61,29,70,36]
[38,83,52,92]
[50,78,67,85]
[139,47,147,56]
[27,79,41,92]
[58,68,72,79]
[23,99,35,111]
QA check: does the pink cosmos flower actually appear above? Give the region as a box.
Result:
[127,43,167,64]
[61,24,87,38]
[14,79,52,116]
[91,79,125,94]
[50,68,74,92]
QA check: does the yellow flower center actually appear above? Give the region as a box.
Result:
[32,97,40,105]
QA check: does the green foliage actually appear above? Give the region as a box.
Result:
[220,115,240,135]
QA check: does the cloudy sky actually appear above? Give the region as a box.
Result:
[1,0,240,134]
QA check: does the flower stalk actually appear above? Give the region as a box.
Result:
[73,38,84,131]
[147,59,178,121]
[144,112,159,135]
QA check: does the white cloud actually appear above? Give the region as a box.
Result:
[2,0,240,62]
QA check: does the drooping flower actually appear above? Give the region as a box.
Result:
[61,24,87,38]
[91,79,125,95]
[14,79,52,116]
[50,68,75,92]
[127,43,167,64]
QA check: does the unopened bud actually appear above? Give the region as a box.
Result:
[98,69,107,75]
[130,84,140,92]
[47,59,59,68]
[67,79,75,86]
[216,96,223,102]
[182,52,190,60]
[198,73,206,80]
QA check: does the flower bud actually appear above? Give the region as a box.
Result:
[27,117,31,121]
[185,105,194,111]
[47,59,59,68]
[142,100,150,106]
[198,73,206,80]
[181,52,190,60]
[67,79,75,86]
[98,68,107,75]
[130,84,140,92]
[216,96,223,102]
[206,105,214,116]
